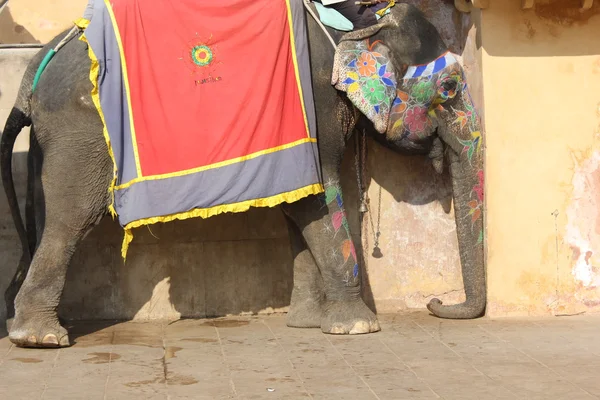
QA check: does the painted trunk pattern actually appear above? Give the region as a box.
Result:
[427,69,486,318]
[453,82,484,246]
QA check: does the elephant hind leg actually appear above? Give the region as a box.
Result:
[5,134,38,330]
[9,202,107,347]
[285,213,324,328]
[8,137,111,348]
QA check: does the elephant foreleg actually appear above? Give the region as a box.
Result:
[283,172,380,334]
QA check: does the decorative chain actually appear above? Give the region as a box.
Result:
[355,130,383,259]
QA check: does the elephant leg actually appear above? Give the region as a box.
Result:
[283,175,379,335]
[285,213,324,328]
[8,139,110,348]
[4,133,38,330]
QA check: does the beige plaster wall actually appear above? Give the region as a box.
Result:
[482,0,600,316]
[0,0,86,44]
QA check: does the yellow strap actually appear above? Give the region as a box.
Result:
[74,18,91,30]
[375,0,395,17]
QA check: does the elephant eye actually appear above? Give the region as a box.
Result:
[441,79,458,92]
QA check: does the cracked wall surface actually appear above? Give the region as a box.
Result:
[483,0,600,316]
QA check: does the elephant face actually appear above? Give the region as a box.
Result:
[385,53,466,150]
[332,34,473,153]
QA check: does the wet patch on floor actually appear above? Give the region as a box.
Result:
[11,357,43,363]
[82,352,121,364]
[179,337,217,343]
[125,373,198,387]
[201,319,250,328]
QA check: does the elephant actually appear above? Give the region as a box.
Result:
[0,3,484,348]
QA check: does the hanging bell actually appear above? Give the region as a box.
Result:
[359,201,368,213]
[372,246,383,258]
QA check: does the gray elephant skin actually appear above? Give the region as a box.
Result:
[0,4,485,348]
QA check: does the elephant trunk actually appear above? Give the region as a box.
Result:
[427,150,485,318]
[427,86,485,319]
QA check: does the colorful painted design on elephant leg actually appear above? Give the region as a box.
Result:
[323,180,359,283]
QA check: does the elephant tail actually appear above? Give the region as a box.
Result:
[1,107,32,261]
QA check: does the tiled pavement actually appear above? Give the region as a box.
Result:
[1,312,599,399]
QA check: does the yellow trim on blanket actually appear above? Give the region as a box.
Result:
[103,0,143,178]
[102,0,311,179]
[284,0,312,140]
[120,182,324,259]
[99,0,314,186]
[114,137,317,190]
[84,2,324,260]
[74,18,90,30]
[80,33,118,218]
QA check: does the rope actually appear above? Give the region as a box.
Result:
[32,25,82,93]
[54,25,80,52]
[303,0,338,50]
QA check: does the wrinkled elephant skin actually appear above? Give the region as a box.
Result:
[1,4,484,348]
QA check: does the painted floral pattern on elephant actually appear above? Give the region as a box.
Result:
[468,170,484,244]
[388,53,463,141]
[332,39,397,133]
[322,180,359,285]
[451,79,484,245]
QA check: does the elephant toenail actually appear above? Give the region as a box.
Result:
[42,334,59,345]
[370,320,381,332]
[349,321,370,334]
[27,335,37,344]
[329,325,346,334]
[59,335,70,347]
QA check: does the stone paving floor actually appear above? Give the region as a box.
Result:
[0,312,599,399]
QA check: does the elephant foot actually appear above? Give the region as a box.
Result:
[8,314,70,348]
[286,296,323,328]
[321,299,380,335]
[6,317,14,332]
[426,298,485,320]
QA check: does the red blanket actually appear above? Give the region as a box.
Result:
[84,0,322,257]
[114,0,311,175]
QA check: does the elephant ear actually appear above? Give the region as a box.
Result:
[332,33,400,133]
